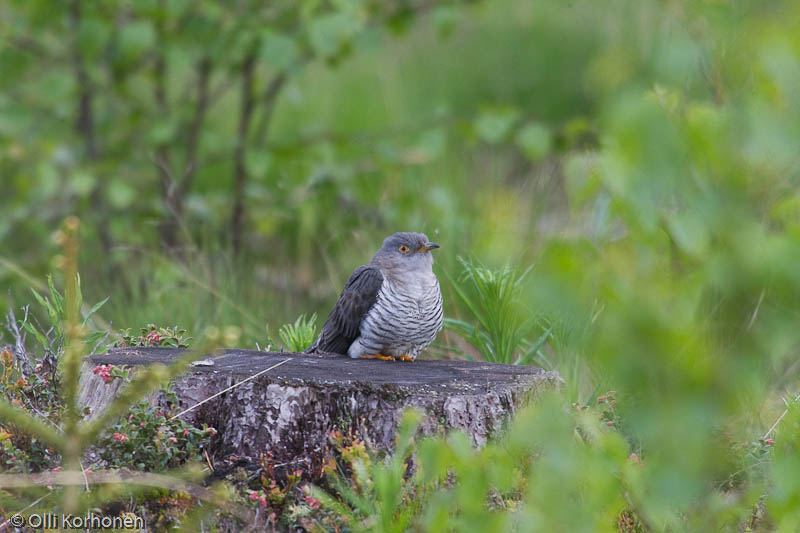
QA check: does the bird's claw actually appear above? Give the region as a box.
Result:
[397,355,415,362]
[360,353,394,361]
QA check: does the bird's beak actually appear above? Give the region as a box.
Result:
[418,242,440,253]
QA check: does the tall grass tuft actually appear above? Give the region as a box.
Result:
[444,257,550,365]
[278,313,318,352]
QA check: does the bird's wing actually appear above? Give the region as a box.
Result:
[306,265,384,354]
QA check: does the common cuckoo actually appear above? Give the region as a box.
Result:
[307,232,443,361]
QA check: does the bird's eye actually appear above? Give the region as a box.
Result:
[398,244,410,253]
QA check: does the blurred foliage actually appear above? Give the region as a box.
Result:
[0,0,595,340]
[1,0,800,529]
[0,219,245,527]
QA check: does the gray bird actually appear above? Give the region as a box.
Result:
[307,232,443,361]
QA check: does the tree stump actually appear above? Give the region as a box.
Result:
[79,348,561,480]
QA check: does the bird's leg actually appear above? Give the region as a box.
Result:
[397,354,415,362]
[360,353,394,361]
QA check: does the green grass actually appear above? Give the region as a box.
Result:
[443,257,541,365]
[278,313,318,352]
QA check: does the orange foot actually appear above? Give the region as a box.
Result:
[397,354,415,362]
[360,353,394,361]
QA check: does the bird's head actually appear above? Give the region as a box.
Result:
[371,232,440,275]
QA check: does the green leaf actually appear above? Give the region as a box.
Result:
[47,274,63,316]
[70,171,96,197]
[516,324,554,366]
[82,296,110,327]
[515,121,552,161]
[666,211,709,258]
[37,162,59,196]
[74,272,83,319]
[148,120,177,145]
[474,108,519,144]
[259,30,298,71]
[308,13,362,59]
[108,180,136,209]
[23,322,49,351]
[85,331,108,352]
[119,21,156,62]
[245,151,272,179]
[432,5,461,37]
[29,287,50,313]
[31,287,59,335]
[78,17,111,61]
[410,128,447,163]
[443,318,476,338]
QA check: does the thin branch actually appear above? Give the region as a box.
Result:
[0,400,63,450]
[231,51,257,258]
[4,297,31,373]
[154,51,173,193]
[68,0,97,160]
[151,0,178,249]
[0,35,48,58]
[265,112,461,153]
[0,470,254,523]
[252,71,288,147]
[179,57,212,195]
[206,78,236,107]
[69,0,113,257]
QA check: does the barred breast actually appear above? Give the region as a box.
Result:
[357,276,443,359]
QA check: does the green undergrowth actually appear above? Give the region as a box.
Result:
[300,396,794,532]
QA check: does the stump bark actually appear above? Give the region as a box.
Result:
[79,347,561,480]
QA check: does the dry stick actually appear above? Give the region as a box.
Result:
[203,449,214,473]
[762,410,788,441]
[762,396,800,441]
[747,289,765,330]
[4,299,31,371]
[9,491,54,523]
[169,358,290,421]
[78,461,91,492]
